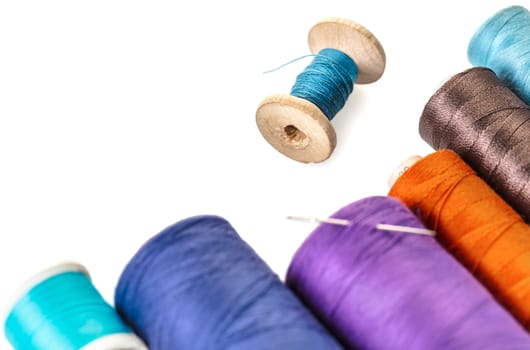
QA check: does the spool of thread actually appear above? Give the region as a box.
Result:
[286,196,530,350]
[468,5,530,103]
[256,18,386,163]
[419,67,530,221]
[388,149,530,329]
[3,262,146,350]
[115,215,343,350]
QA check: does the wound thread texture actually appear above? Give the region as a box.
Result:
[290,48,358,120]
[286,196,530,350]
[115,215,342,350]
[5,269,144,350]
[389,150,530,329]
[468,5,530,103]
[419,67,530,221]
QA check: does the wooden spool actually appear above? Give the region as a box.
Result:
[256,18,386,163]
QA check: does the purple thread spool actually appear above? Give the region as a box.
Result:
[286,196,530,350]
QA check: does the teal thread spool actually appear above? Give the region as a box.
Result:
[3,262,146,350]
[468,6,530,103]
[256,18,386,163]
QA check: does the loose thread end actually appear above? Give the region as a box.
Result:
[262,54,316,74]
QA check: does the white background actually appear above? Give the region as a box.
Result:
[0,0,522,347]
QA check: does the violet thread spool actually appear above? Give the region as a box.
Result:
[256,18,386,163]
[286,196,530,350]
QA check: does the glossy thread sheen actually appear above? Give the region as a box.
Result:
[291,48,358,120]
[5,271,134,350]
[389,150,530,329]
[420,67,530,221]
[468,5,530,103]
[115,215,342,350]
[286,196,530,350]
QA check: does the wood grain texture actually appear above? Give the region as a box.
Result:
[256,94,336,163]
[308,18,386,84]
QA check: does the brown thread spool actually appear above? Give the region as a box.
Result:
[256,18,386,163]
[419,67,530,221]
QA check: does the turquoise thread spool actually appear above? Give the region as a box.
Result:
[256,18,386,163]
[468,5,530,103]
[3,262,146,350]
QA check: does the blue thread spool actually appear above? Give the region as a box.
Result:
[468,6,530,103]
[256,18,386,163]
[3,262,146,350]
[114,215,343,350]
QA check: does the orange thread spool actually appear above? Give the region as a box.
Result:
[388,149,530,328]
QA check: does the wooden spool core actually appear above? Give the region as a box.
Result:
[256,18,385,163]
[256,94,336,163]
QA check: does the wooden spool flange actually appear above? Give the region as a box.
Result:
[256,18,386,163]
